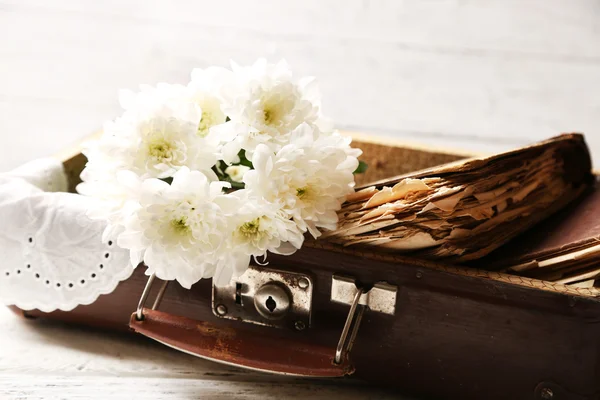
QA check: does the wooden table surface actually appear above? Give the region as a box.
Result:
[0,308,407,399]
[0,1,599,399]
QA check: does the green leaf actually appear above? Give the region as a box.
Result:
[160,177,174,185]
[228,181,245,190]
[217,160,229,175]
[353,160,368,174]
[237,149,254,168]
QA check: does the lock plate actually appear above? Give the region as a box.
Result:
[212,264,313,330]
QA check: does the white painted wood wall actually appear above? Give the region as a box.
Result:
[0,1,599,398]
[1,0,599,172]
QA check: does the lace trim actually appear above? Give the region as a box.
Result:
[0,158,134,312]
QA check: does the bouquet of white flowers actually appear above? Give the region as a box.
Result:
[78,59,363,288]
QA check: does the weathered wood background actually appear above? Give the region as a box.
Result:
[1,0,599,172]
[0,0,599,398]
[0,308,403,399]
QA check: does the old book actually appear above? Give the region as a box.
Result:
[480,176,600,287]
[323,134,593,262]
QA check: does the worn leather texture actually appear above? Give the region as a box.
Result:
[130,308,354,377]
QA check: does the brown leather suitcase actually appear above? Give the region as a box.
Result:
[9,133,600,400]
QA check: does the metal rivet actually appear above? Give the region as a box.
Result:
[416,271,423,279]
[294,321,306,331]
[540,388,553,399]
[298,278,309,289]
[216,304,228,316]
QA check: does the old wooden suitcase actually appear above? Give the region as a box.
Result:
[9,132,600,400]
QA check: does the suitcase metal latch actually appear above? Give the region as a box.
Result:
[330,275,398,315]
[330,275,398,364]
[212,264,313,331]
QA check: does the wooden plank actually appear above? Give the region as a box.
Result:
[0,375,403,400]
[2,0,600,59]
[0,0,599,173]
[0,308,405,399]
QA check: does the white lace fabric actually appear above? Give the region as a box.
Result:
[0,158,133,312]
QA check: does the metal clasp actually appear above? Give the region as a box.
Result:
[212,264,314,331]
[331,275,398,364]
[331,275,398,315]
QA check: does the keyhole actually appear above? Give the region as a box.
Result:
[265,296,277,312]
[235,282,243,306]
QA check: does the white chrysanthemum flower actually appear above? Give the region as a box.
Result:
[115,167,240,289]
[214,59,327,163]
[79,84,220,204]
[81,169,145,243]
[132,115,215,178]
[224,165,251,183]
[208,191,304,286]
[189,67,231,137]
[230,191,304,256]
[78,61,364,289]
[80,113,218,192]
[244,123,361,237]
[111,98,219,179]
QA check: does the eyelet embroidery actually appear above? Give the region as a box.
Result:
[25,236,35,248]
[5,254,112,290]
[4,239,122,292]
[0,159,133,311]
